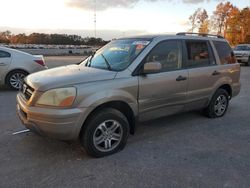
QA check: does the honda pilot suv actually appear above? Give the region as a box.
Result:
[16,33,241,157]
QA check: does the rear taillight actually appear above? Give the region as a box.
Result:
[34,60,45,66]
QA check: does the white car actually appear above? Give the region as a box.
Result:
[0,46,47,89]
[233,44,250,66]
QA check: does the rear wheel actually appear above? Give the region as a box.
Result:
[80,108,129,157]
[6,70,28,90]
[204,88,229,118]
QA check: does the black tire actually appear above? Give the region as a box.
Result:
[204,88,229,118]
[80,108,129,157]
[246,57,250,66]
[6,70,28,90]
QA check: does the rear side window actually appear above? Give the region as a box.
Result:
[213,41,236,64]
[185,40,215,68]
[0,50,11,58]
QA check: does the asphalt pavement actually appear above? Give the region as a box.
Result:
[0,57,250,188]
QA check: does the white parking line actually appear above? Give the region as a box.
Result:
[12,129,30,135]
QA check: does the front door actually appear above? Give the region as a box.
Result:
[138,40,188,121]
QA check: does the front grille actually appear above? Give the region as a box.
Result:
[235,54,242,57]
[21,82,34,101]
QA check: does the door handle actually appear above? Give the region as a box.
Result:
[176,75,187,81]
[212,70,221,76]
[0,62,6,66]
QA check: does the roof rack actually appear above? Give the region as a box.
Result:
[176,32,224,39]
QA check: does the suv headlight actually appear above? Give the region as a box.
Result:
[36,87,76,107]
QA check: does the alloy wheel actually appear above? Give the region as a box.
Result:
[214,94,228,116]
[93,120,123,152]
[9,72,26,89]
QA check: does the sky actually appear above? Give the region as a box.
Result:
[0,0,249,40]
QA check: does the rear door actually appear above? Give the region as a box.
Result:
[138,40,188,121]
[183,39,220,110]
[213,40,239,95]
[0,50,12,83]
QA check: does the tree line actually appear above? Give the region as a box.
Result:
[188,1,250,45]
[0,31,108,46]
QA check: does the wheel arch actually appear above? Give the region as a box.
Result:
[217,84,232,98]
[79,100,137,139]
[206,83,232,107]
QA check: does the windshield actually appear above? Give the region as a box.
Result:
[235,45,250,51]
[84,39,151,71]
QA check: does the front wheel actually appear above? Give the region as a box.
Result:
[80,108,129,157]
[204,88,229,118]
[6,70,28,90]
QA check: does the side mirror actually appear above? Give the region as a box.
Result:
[143,62,162,74]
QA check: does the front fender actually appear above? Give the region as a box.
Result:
[78,89,138,116]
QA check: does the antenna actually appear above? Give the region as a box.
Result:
[94,0,96,38]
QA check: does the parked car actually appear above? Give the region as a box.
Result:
[16,33,241,157]
[0,46,47,89]
[233,44,250,66]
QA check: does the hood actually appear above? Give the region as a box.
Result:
[234,50,250,54]
[25,64,117,91]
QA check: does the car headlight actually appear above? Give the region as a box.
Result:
[36,87,76,107]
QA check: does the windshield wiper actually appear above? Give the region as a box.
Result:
[87,51,96,67]
[100,53,112,70]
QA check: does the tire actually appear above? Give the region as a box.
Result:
[6,70,28,90]
[246,57,250,66]
[80,108,129,157]
[204,88,229,118]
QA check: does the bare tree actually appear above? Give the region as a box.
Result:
[189,8,208,33]
[197,9,209,33]
[188,8,201,32]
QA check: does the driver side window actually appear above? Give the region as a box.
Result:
[145,40,182,72]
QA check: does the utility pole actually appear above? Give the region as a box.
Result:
[94,0,96,38]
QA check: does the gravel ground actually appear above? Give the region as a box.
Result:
[0,58,250,188]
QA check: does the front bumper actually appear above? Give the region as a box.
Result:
[236,56,249,63]
[16,93,88,140]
